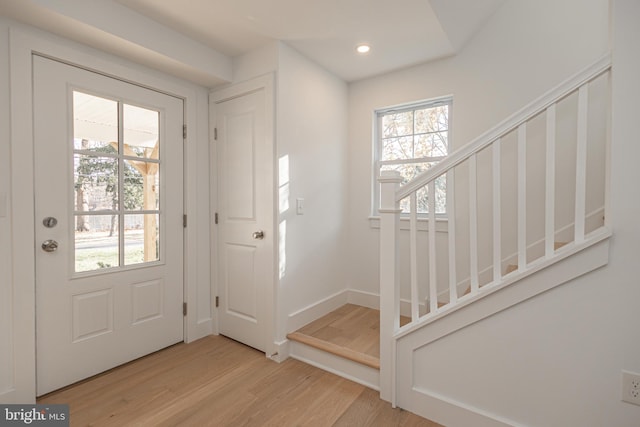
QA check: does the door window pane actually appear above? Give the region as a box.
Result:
[123,104,159,159]
[123,160,159,211]
[73,92,118,152]
[125,214,159,265]
[75,216,119,272]
[74,155,118,213]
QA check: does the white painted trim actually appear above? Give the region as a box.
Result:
[575,86,589,243]
[368,216,449,232]
[469,154,479,293]
[492,140,502,282]
[402,386,519,427]
[545,105,557,258]
[283,287,427,346]
[6,26,37,404]
[6,24,210,402]
[409,194,419,321]
[209,73,277,357]
[289,341,380,391]
[268,339,290,363]
[287,290,349,332]
[346,289,380,310]
[517,124,527,271]
[447,170,457,305]
[346,289,427,319]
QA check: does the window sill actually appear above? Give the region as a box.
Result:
[368,216,449,233]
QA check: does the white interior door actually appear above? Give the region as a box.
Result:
[33,56,184,396]
[213,87,273,353]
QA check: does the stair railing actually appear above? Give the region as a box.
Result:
[378,54,611,404]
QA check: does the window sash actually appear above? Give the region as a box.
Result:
[373,97,452,216]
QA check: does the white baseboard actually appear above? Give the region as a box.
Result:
[346,289,379,309]
[347,289,425,318]
[403,386,519,427]
[287,288,411,334]
[268,339,290,363]
[287,289,349,333]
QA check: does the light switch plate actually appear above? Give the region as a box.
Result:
[296,198,304,215]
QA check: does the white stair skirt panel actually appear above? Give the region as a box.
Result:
[288,340,380,391]
[394,238,610,427]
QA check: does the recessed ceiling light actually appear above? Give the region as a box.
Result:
[356,44,371,54]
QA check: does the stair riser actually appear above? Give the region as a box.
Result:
[289,340,380,390]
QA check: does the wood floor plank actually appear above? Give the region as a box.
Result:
[38,335,440,426]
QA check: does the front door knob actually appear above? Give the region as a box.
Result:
[42,239,59,252]
[252,230,265,240]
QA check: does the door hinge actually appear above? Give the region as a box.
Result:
[214,127,218,141]
[215,296,219,308]
[183,302,187,316]
[183,124,187,139]
[214,212,218,225]
[183,214,187,228]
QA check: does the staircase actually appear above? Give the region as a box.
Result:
[287,55,612,426]
[378,54,612,424]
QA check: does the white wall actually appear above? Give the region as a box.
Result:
[394,0,640,425]
[231,42,278,84]
[347,0,610,300]
[275,43,349,338]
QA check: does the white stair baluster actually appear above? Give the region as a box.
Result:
[575,85,588,243]
[546,104,557,257]
[492,140,502,282]
[428,180,437,313]
[409,192,419,321]
[517,124,527,271]
[469,155,479,293]
[447,169,457,305]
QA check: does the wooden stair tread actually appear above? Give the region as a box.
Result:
[287,331,380,370]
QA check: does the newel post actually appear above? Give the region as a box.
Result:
[378,171,402,404]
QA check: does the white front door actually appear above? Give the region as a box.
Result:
[33,56,185,396]
[213,86,273,353]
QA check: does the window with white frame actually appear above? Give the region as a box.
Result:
[373,97,451,215]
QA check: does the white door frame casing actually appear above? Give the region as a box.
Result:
[5,25,212,402]
[210,74,278,358]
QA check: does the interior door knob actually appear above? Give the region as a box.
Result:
[252,230,265,240]
[42,239,59,252]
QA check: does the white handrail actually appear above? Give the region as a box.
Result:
[396,54,611,201]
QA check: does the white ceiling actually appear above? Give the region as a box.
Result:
[115,0,504,81]
[0,0,504,84]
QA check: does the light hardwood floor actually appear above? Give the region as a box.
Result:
[38,335,441,426]
[294,304,382,359]
[287,304,411,369]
